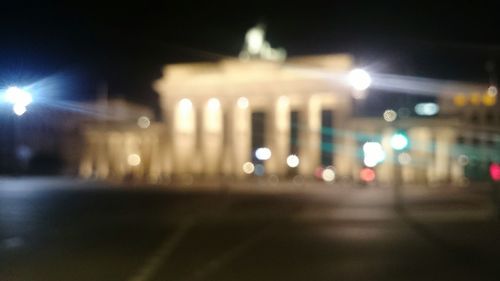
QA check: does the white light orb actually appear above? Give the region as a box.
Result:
[5,86,32,106]
[383,109,397,122]
[127,154,141,166]
[255,147,272,161]
[488,86,498,97]
[321,167,336,182]
[13,104,27,116]
[348,68,372,91]
[390,134,409,151]
[207,98,220,110]
[242,162,255,174]
[363,142,386,167]
[286,154,300,168]
[397,152,412,165]
[363,158,378,168]
[237,97,249,109]
[137,116,151,129]
[414,103,439,116]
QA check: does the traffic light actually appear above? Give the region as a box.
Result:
[390,131,410,151]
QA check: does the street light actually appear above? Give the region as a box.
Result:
[348,68,372,91]
[4,86,32,116]
[390,132,409,151]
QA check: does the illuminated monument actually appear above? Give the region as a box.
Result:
[79,25,499,185]
[153,24,357,180]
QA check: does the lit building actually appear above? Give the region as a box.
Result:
[79,26,500,186]
[0,96,154,175]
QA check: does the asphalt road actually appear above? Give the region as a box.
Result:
[1,178,500,281]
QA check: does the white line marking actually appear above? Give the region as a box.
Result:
[127,218,194,281]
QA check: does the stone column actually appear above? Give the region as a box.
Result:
[298,95,321,177]
[408,127,432,185]
[232,98,252,178]
[222,106,234,177]
[333,98,353,181]
[377,127,394,184]
[203,99,224,176]
[162,98,174,178]
[193,102,205,175]
[95,130,109,179]
[173,98,196,176]
[148,132,162,183]
[434,127,455,183]
[79,132,94,178]
[266,96,290,176]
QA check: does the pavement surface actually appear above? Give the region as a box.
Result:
[1,177,500,281]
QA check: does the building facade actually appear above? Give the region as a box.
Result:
[77,52,499,186]
[78,26,499,185]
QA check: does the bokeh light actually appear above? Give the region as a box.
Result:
[137,116,151,129]
[487,86,498,97]
[5,86,32,106]
[398,152,412,165]
[321,167,336,182]
[470,92,481,105]
[360,168,376,182]
[255,147,272,161]
[254,164,265,176]
[348,68,372,91]
[490,163,500,182]
[13,104,27,116]
[293,175,304,185]
[127,154,141,166]
[363,142,385,168]
[414,103,439,116]
[482,94,496,106]
[242,162,255,174]
[390,133,409,151]
[286,154,300,168]
[383,109,397,122]
[453,94,467,107]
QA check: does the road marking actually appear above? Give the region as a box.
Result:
[184,226,276,281]
[127,218,195,281]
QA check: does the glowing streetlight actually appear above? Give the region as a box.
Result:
[4,86,32,116]
[13,104,27,116]
[363,142,386,167]
[348,69,372,91]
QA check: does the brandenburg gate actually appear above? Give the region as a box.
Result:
[80,26,468,185]
[154,54,356,179]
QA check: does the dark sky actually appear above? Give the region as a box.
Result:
[1,1,499,111]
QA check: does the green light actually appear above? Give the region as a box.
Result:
[391,132,409,151]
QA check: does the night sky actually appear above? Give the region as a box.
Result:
[1,1,499,114]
